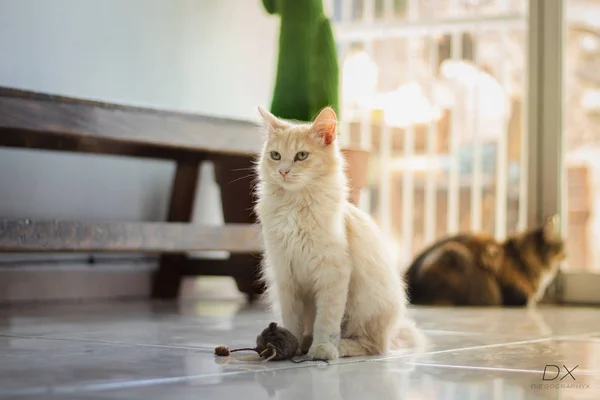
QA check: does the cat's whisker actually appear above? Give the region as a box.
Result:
[228,174,255,185]
[230,167,256,172]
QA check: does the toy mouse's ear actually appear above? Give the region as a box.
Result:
[268,322,278,331]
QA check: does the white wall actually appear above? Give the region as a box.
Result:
[0,0,279,300]
[0,0,278,220]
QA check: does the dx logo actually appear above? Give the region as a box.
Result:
[542,365,578,381]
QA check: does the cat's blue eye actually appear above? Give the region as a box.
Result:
[295,151,309,161]
[270,151,281,160]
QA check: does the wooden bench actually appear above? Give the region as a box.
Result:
[0,87,264,300]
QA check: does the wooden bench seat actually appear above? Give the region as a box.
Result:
[0,87,264,300]
[0,87,263,158]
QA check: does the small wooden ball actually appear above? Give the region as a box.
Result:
[214,345,231,356]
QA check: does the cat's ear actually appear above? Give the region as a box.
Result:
[311,107,337,146]
[258,106,288,133]
[543,214,560,240]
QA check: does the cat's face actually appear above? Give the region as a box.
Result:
[257,107,340,191]
[525,214,566,269]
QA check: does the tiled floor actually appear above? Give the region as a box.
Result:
[0,301,599,399]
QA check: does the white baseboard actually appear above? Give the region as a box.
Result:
[560,273,600,305]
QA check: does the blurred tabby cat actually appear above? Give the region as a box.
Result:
[405,215,565,307]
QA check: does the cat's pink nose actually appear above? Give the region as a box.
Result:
[279,169,290,177]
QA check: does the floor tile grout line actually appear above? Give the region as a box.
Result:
[388,331,600,359]
[1,330,599,397]
[0,334,553,359]
[407,362,600,377]
[0,334,589,398]
[0,333,218,352]
[407,362,545,374]
[1,331,597,359]
[3,332,596,400]
[2,328,598,356]
[0,361,329,398]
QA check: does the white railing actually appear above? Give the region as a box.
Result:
[335,14,526,41]
[333,0,528,264]
[425,35,439,244]
[471,19,483,233]
[447,29,462,236]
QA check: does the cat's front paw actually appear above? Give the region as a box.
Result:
[307,342,339,360]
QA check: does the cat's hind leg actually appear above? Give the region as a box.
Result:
[339,312,427,357]
[338,313,395,357]
[338,337,376,357]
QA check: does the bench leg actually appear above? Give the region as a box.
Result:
[225,254,263,303]
[232,259,263,303]
[152,159,200,299]
[213,155,264,301]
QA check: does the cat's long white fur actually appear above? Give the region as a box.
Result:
[254,106,424,360]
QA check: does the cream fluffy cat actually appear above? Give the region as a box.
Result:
[254,106,420,360]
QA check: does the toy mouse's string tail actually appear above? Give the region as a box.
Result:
[265,343,329,364]
[261,344,278,362]
[264,348,277,362]
[289,357,329,364]
[217,343,328,364]
[228,347,259,354]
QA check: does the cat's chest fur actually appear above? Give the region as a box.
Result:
[261,197,341,239]
[257,192,346,266]
[268,205,310,236]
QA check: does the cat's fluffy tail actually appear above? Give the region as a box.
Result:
[391,318,428,351]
